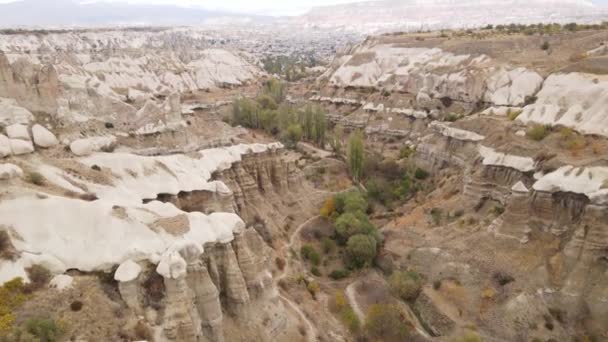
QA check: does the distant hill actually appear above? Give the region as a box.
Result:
[293,0,608,33]
[0,0,259,28]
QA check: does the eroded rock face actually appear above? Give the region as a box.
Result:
[325,43,543,107]
[0,52,60,114]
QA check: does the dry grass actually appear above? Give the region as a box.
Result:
[0,230,17,261]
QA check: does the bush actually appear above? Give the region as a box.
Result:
[301,245,321,266]
[430,208,443,226]
[390,270,422,302]
[24,265,51,293]
[25,171,45,186]
[365,304,409,341]
[451,330,482,342]
[526,124,550,141]
[285,124,303,147]
[329,269,350,280]
[414,168,430,180]
[24,318,63,342]
[306,281,320,299]
[321,237,335,254]
[320,197,335,217]
[507,109,522,121]
[346,234,377,269]
[399,146,415,159]
[330,292,360,332]
[334,212,375,242]
[0,230,17,261]
[541,41,550,50]
[433,280,442,290]
[311,266,321,277]
[0,278,29,333]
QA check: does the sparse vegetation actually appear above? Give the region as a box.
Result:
[451,330,482,342]
[0,278,29,332]
[329,291,360,332]
[0,231,17,261]
[365,304,410,341]
[507,109,522,121]
[541,41,550,50]
[329,269,350,280]
[301,244,321,266]
[526,124,550,141]
[414,168,430,180]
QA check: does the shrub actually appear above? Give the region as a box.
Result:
[285,124,303,147]
[334,211,375,242]
[399,146,415,159]
[329,269,350,280]
[365,304,409,341]
[275,257,286,271]
[25,171,45,186]
[451,330,482,342]
[0,230,17,261]
[346,234,377,269]
[311,266,321,277]
[24,318,64,342]
[526,124,550,141]
[507,109,522,121]
[541,41,550,50]
[430,208,443,226]
[301,245,321,266]
[0,278,29,332]
[492,205,505,216]
[24,265,51,293]
[321,237,335,254]
[414,168,430,180]
[433,280,442,290]
[340,307,360,332]
[390,270,422,302]
[320,197,335,218]
[306,281,320,299]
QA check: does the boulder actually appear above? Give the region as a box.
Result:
[114,259,142,282]
[0,163,23,180]
[9,139,34,155]
[32,124,58,148]
[6,123,30,141]
[0,98,34,126]
[49,274,73,291]
[0,134,10,158]
[70,136,116,156]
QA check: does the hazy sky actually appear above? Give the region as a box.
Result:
[0,0,381,16]
[0,0,605,16]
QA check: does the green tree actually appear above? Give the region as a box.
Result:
[285,124,302,148]
[346,234,377,268]
[335,212,375,242]
[389,270,422,302]
[347,130,365,182]
[312,106,326,147]
[330,126,344,155]
[365,304,409,341]
[262,78,285,103]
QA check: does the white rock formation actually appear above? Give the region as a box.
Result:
[478,146,536,172]
[9,139,34,155]
[114,259,143,283]
[0,98,34,125]
[518,73,608,137]
[0,134,10,158]
[430,121,485,142]
[0,143,282,283]
[6,123,30,141]
[533,166,608,204]
[327,44,543,106]
[0,163,22,180]
[49,274,73,291]
[70,136,116,156]
[32,124,58,148]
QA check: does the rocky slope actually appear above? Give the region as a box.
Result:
[309,29,608,340]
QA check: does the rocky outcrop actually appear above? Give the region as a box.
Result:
[325,44,543,107]
[0,52,59,114]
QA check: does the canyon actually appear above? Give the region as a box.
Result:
[0,19,608,342]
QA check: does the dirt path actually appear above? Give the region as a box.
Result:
[345,280,366,323]
[275,215,321,341]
